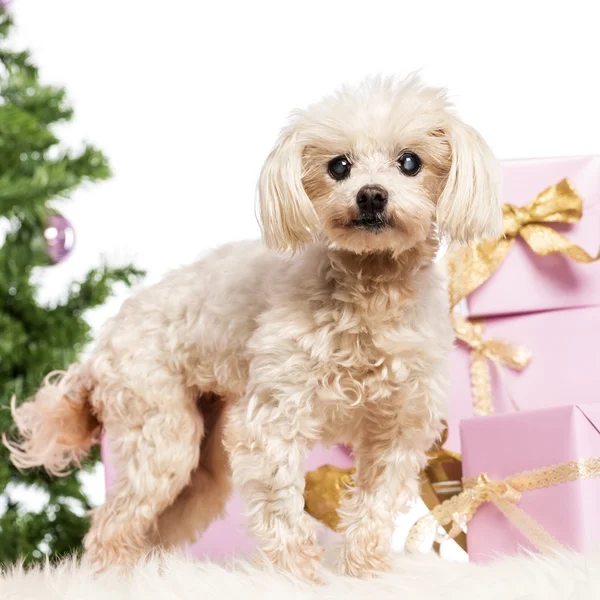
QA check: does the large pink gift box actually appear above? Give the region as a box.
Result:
[466,155,600,319]
[460,404,600,563]
[446,305,600,452]
[102,440,352,558]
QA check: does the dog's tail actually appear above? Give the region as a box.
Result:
[3,363,101,476]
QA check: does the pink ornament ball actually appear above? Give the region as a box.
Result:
[44,213,75,264]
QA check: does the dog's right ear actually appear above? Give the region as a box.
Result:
[257,122,319,251]
[435,115,502,243]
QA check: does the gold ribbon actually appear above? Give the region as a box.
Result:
[453,314,532,416]
[447,178,599,309]
[406,457,600,555]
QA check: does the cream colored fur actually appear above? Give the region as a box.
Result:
[4,74,501,580]
[2,549,599,600]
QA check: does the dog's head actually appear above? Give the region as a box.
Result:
[258,75,501,255]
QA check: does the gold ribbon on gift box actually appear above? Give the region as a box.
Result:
[447,177,600,415]
[405,457,600,555]
[453,314,532,416]
[447,178,600,310]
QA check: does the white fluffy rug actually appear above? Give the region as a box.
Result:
[2,550,599,600]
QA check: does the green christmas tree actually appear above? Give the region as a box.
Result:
[0,7,143,565]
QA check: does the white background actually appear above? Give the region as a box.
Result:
[10,0,600,334]
[6,0,600,549]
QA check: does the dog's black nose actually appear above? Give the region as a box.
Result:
[356,184,388,215]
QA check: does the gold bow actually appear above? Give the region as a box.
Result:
[406,457,600,555]
[453,314,532,416]
[447,178,599,309]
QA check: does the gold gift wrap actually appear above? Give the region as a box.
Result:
[304,464,354,532]
[419,429,466,552]
[304,423,466,552]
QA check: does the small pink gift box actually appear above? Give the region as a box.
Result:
[446,305,600,452]
[460,404,600,563]
[466,155,600,319]
[102,440,352,558]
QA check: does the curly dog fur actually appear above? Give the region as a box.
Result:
[4,74,501,580]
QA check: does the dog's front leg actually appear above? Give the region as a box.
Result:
[225,388,323,581]
[338,399,445,577]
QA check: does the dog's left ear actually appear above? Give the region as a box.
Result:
[436,116,502,243]
[257,122,319,251]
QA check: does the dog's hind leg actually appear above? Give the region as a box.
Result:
[155,393,232,548]
[83,376,203,571]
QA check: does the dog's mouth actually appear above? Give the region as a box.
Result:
[347,215,391,232]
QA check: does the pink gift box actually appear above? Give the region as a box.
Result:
[466,155,600,319]
[460,404,600,563]
[446,305,600,452]
[102,439,352,558]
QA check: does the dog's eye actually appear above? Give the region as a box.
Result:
[328,156,351,181]
[398,152,422,176]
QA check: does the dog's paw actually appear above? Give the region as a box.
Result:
[287,552,324,584]
[338,529,392,578]
[298,540,326,583]
[83,515,154,573]
[258,536,325,583]
[339,555,391,579]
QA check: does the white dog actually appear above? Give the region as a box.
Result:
[6,74,501,580]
